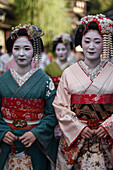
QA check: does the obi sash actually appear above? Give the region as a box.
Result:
[51,76,61,83]
[71,94,113,129]
[1,97,45,130]
[51,76,61,88]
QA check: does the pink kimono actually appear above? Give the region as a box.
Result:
[53,60,113,169]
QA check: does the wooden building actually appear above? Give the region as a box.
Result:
[66,0,90,29]
[0,0,15,52]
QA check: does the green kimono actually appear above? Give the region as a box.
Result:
[0,68,58,170]
[45,61,70,77]
[45,61,71,89]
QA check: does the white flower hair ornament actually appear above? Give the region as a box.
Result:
[81,14,113,36]
[53,33,72,53]
[54,33,71,44]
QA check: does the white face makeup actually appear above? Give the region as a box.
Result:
[82,30,103,61]
[55,43,68,61]
[12,36,33,67]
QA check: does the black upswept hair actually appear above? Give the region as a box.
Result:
[74,22,100,47]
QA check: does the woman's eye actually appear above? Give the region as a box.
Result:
[95,41,101,44]
[14,47,19,50]
[56,49,60,51]
[84,40,90,43]
[25,48,30,51]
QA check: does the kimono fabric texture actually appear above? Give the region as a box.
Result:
[45,60,71,139]
[0,68,58,170]
[53,60,113,170]
[45,60,70,89]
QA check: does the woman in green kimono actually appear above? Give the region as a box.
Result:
[45,33,72,89]
[0,25,58,170]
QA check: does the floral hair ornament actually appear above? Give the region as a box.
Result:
[81,14,113,60]
[10,24,44,63]
[53,33,72,53]
[54,33,71,44]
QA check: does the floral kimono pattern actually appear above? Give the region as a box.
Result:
[0,68,58,170]
[53,60,113,170]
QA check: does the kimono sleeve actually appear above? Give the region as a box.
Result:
[101,115,113,139]
[31,77,58,154]
[53,71,87,147]
[0,98,13,141]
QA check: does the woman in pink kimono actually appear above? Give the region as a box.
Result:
[53,14,113,169]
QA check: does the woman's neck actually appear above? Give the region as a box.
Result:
[84,58,101,70]
[15,64,33,76]
[57,58,67,65]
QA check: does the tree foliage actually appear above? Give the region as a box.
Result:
[89,0,113,14]
[11,0,72,46]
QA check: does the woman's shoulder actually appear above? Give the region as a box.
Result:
[62,62,78,74]
[45,61,57,70]
[59,63,78,82]
[107,61,113,68]
[103,61,113,72]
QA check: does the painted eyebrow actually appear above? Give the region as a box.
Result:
[94,38,102,40]
[13,45,32,47]
[25,45,32,47]
[84,37,102,40]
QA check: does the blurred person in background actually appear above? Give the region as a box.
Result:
[45,33,72,142]
[0,45,3,56]
[67,41,76,64]
[45,33,72,89]
[0,40,14,73]
[0,51,13,71]
[39,46,51,70]
[0,58,4,75]
[0,46,4,74]
[43,46,53,62]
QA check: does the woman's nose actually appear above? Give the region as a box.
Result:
[59,51,62,54]
[89,42,94,49]
[59,50,64,54]
[20,49,24,56]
